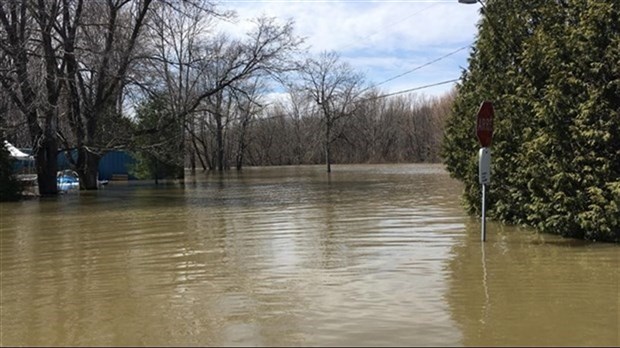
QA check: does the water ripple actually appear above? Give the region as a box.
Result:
[1,164,617,346]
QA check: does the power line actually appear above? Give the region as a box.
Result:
[333,3,466,97]
[360,77,460,102]
[382,78,459,97]
[365,44,470,92]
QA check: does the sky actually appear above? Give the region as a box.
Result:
[216,0,482,100]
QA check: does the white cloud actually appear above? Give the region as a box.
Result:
[262,91,290,107]
[216,0,481,97]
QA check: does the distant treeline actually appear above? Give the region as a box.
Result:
[184,91,455,171]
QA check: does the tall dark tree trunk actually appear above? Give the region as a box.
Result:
[35,134,58,195]
[189,129,196,174]
[190,151,196,173]
[216,114,224,172]
[325,123,332,173]
[77,121,101,190]
[235,116,251,171]
[235,136,246,171]
[77,147,101,190]
[192,136,207,171]
[176,122,185,180]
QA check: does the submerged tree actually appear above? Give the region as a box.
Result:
[297,51,364,173]
[0,0,60,195]
[0,0,157,192]
[63,0,155,190]
[143,13,302,172]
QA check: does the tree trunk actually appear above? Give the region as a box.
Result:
[235,137,244,170]
[35,135,58,196]
[176,121,185,180]
[216,114,224,172]
[235,122,248,171]
[325,124,332,173]
[77,147,101,190]
[189,143,196,174]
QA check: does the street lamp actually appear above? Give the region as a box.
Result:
[458,0,486,10]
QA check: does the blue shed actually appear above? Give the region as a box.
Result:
[57,150,137,180]
[98,151,137,180]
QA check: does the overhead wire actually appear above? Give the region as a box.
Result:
[375,78,460,98]
[331,2,472,96]
[254,1,473,105]
[358,77,460,103]
[361,44,470,94]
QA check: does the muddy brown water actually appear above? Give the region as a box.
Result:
[1,164,618,346]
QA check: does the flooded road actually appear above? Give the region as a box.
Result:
[1,164,618,346]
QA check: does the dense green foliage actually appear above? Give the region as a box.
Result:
[0,145,21,201]
[443,0,619,242]
[130,96,184,183]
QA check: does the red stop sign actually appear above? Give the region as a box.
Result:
[476,101,494,147]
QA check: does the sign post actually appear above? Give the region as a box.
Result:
[476,101,494,242]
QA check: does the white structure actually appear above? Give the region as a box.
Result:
[3,140,33,159]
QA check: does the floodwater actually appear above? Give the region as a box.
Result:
[1,164,618,346]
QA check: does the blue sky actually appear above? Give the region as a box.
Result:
[218,0,482,99]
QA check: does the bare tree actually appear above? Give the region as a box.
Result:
[175,17,301,172]
[0,0,162,192]
[297,51,364,172]
[281,87,316,165]
[347,89,386,163]
[138,9,302,172]
[136,0,226,175]
[62,0,155,189]
[0,0,63,194]
[229,78,265,171]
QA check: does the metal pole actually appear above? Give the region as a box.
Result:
[481,184,487,242]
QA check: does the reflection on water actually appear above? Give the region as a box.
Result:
[1,164,618,346]
[447,221,619,347]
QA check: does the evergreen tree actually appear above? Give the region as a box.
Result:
[443,0,619,242]
[130,96,184,183]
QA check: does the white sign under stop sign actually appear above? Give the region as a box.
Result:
[479,147,491,184]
